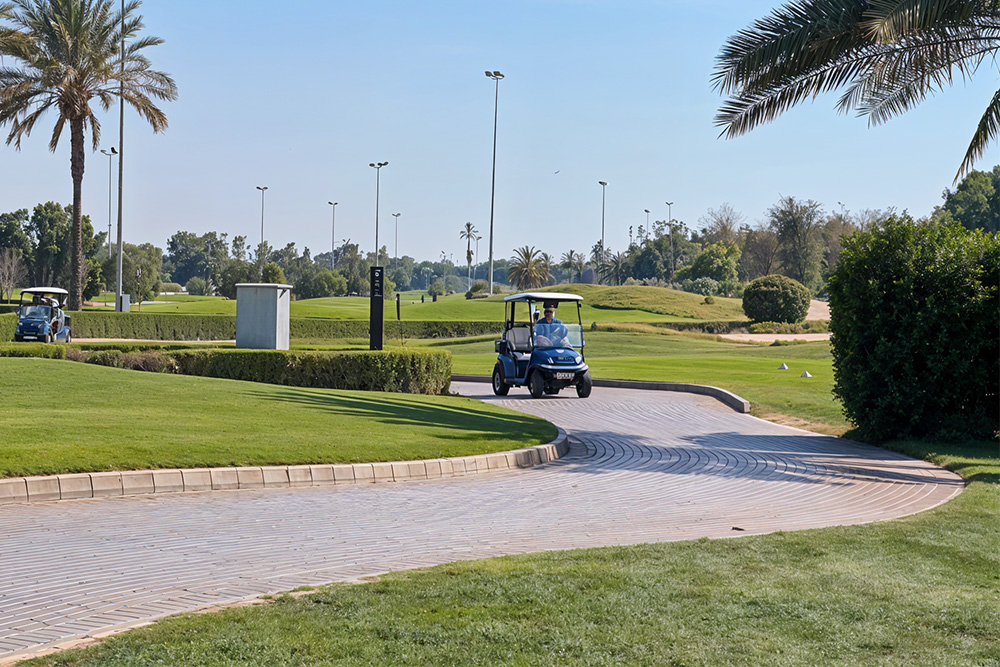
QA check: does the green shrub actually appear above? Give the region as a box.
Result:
[86,349,126,368]
[828,216,999,441]
[185,276,210,296]
[742,274,811,323]
[170,349,452,394]
[0,304,19,315]
[160,282,184,293]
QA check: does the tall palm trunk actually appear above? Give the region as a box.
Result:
[69,118,85,311]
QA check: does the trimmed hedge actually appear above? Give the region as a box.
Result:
[66,311,500,341]
[171,348,452,394]
[0,313,15,341]
[70,312,236,340]
[0,342,67,359]
[0,304,19,314]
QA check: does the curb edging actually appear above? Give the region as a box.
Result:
[451,374,751,413]
[0,429,569,505]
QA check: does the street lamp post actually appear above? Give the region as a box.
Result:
[666,200,674,282]
[369,162,388,266]
[328,201,338,271]
[100,148,116,263]
[598,181,608,282]
[485,70,504,295]
[256,185,268,247]
[114,0,125,312]
[392,212,401,273]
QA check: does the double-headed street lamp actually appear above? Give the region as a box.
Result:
[100,147,117,261]
[328,201,338,270]
[369,162,388,266]
[485,70,504,295]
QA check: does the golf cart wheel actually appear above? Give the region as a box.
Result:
[66,332,71,344]
[492,364,509,396]
[528,370,545,399]
[44,333,52,344]
[576,371,593,398]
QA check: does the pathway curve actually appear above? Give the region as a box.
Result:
[0,384,962,662]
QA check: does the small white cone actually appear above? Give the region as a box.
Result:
[779,363,788,370]
[801,371,812,378]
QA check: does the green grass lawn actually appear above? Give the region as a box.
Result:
[102,284,749,323]
[0,357,556,478]
[20,438,998,666]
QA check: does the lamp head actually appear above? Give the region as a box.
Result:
[644,209,650,214]
[257,186,267,192]
[598,181,607,186]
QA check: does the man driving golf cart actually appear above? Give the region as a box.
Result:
[492,292,592,399]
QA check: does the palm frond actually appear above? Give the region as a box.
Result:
[958,86,1000,180]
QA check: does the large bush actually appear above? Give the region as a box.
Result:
[741,274,811,323]
[828,216,999,441]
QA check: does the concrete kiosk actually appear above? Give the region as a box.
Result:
[235,283,293,350]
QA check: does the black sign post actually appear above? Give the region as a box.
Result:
[370,266,384,350]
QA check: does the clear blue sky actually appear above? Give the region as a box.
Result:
[1,0,996,266]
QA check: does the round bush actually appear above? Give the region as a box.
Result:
[185,276,209,296]
[742,274,810,323]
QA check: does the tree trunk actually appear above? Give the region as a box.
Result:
[69,118,86,311]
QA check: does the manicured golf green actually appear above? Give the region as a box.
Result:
[19,439,998,666]
[95,284,748,323]
[0,357,556,479]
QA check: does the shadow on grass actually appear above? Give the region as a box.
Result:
[244,387,556,444]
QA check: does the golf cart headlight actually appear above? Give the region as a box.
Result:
[575,355,583,364]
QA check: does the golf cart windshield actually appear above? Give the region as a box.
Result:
[534,322,584,349]
[20,305,51,320]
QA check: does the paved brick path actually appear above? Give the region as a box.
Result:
[0,384,962,662]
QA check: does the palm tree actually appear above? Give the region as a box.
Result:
[459,222,477,290]
[507,246,550,290]
[539,252,554,286]
[599,251,629,286]
[0,0,177,310]
[713,0,1000,180]
[560,249,585,283]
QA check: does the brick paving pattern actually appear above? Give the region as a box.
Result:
[0,384,962,662]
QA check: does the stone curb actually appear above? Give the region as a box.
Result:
[452,374,752,414]
[0,429,569,505]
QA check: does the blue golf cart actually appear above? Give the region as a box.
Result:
[492,292,592,398]
[14,287,72,343]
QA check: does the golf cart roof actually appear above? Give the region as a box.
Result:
[504,292,583,303]
[20,287,68,298]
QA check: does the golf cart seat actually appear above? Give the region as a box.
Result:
[508,326,532,354]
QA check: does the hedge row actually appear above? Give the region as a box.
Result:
[0,342,66,359]
[0,313,15,340]
[169,349,451,394]
[69,312,236,340]
[1,341,451,394]
[0,304,19,314]
[56,312,500,341]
